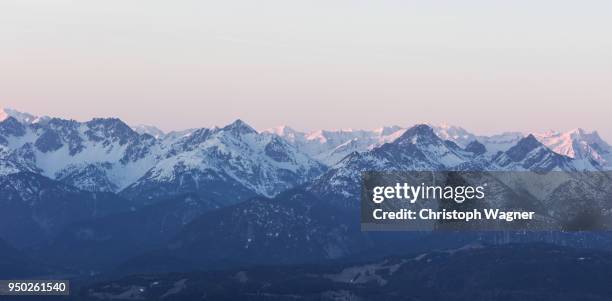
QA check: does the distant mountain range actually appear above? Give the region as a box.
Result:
[2,107,612,286]
[2,108,610,194]
[0,108,325,200]
[267,124,610,169]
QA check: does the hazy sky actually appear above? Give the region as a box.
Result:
[1,1,611,139]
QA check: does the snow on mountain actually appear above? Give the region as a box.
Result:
[308,124,478,207]
[265,126,407,165]
[0,107,41,124]
[308,126,607,208]
[131,124,165,139]
[477,132,525,154]
[433,126,611,169]
[0,112,326,200]
[0,116,163,192]
[2,108,610,201]
[0,159,28,176]
[265,125,302,143]
[533,128,610,168]
[428,124,528,156]
[269,123,612,170]
[121,119,327,202]
[491,134,578,172]
[270,124,529,166]
[430,123,478,148]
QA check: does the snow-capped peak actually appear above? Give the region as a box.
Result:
[266,125,296,136]
[131,124,165,139]
[509,134,542,155]
[221,119,258,135]
[430,123,477,148]
[0,107,39,124]
[264,126,302,144]
[268,126,411,165]
[491,134,582,172]
[374,125,403,136]
[533,128,610,167]
[121,119,326,201]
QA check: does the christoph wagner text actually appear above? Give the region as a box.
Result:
[372,183,486,204]
[372,209,535,222]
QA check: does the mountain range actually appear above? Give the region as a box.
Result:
[2,107,612,291]
[2,108,610,193]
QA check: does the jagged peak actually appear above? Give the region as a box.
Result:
[398,124,437,141]
[517,134,541,148]
[504,134,550,162]
[265,125,299,136]
[590,129,603,138]
[431,122,467,131]
[374,125,403,136]
[43,117,81,131]
[565,128,595,137]
[305,130,328,142]
[0,116,26,137]
[534,128,611,160]
[465,140,487,155]
[131,124,165,139]
[536,128,596,139]
[88,117,125,123]
[83,118,141,144]
[0,107,38,124]
[178,127,214,148]
[0,115,20,125]
[566,128,608,146]
[221,119,258,135]
[86,117,134,131]
[582,130,610,150]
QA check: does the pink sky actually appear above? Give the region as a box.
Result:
[1,1,611,140]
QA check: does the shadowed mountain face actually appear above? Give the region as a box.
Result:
[493,134,577,172]
[0,172,131,248]
[38,193,221,272]
[0,238,43,278]
[161,190,365,268]
[78,244,612,301]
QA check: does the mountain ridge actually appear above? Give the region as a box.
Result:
[1,108,609,204]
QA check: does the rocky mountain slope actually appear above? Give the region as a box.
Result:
[2,108,612,281]
[0,109,326,205]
